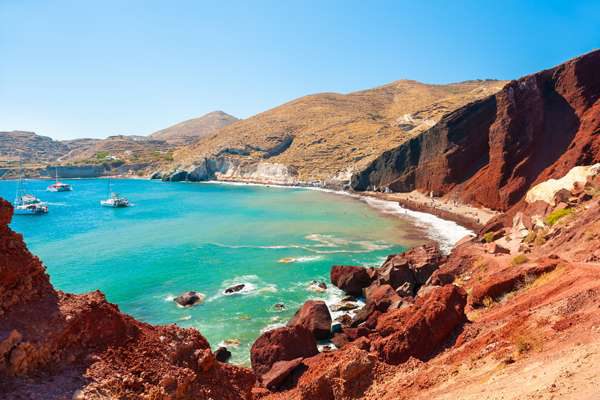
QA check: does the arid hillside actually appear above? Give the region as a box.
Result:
[166,80,505,185]
[0,131,69,165]
[150,110,239,145]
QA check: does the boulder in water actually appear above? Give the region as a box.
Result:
[224,284,246,294]
[174,291,205,307]
[330,265,371,296]
[214,346,232,363]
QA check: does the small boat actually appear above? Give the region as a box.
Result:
[100,179,130,208]
[47,167,72,192]
[14,165,48,215]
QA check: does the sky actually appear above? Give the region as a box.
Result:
[1,1,598,140]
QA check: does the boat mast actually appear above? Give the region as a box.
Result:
[15,160,24,204]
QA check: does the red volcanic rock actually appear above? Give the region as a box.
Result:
[250,326,318,378]
[0,198,12,226]
[372,284,467,364]
[288,300,332,340]
[373,244,444,293]
[470,258,560,307]
[261,357,304,391]
[0,198,255,399]
[484,242,511,255]
[330,265,372,296]
[283,346,378,399]
[364,284,401,312]
[352,50,600,212]
[374,259,416,293]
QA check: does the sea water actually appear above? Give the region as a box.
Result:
[1,178,428,364]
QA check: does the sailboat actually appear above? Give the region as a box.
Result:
[100,178,130,208]
[47,167,72,192]
[14,164,48,215]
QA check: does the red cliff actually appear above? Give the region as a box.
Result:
[352,50,600,211]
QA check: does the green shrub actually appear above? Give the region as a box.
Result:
[544,208,573,226]
[483,232,495,243]
[512,254,529,266]
[95,151,110,160]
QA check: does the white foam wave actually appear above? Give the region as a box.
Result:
[260,322,286,333]
[278,255,323,263]
[360,197,472,253]
[208,275,278,301]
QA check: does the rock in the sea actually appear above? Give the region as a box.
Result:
[174,291,205,307]
[273,303,286,312]
[261,357,304,391]
[307,280,327,293]
[224,284,246,294]
[250,326,318,378]
[288,300,332,340]
[214,346,232,362]
[330,265,371,296]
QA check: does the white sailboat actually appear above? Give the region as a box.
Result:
[100,178,130,208]
[47,167,72,192]
[14,164,48,215]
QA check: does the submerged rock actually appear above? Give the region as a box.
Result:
[307,280,327,292]
[273,303,286,312]
[174,291,205,307]
[224,284,246,294]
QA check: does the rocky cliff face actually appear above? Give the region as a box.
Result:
[352,50,600,211]
[0,198,254,399]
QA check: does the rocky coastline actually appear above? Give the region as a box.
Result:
[2,163,599,399]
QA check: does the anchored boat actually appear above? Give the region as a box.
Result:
[100,179,130,208]
[47,167,72,192]
[14,166,48,215]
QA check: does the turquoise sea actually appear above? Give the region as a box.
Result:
[1,178,415,364]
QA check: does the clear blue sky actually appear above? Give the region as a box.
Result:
[1,0,598,140]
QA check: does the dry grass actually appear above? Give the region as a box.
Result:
[512,254,529,266]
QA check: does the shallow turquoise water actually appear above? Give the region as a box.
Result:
[1,179,409,364]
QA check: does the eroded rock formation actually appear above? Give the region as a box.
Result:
[352,50,600,211]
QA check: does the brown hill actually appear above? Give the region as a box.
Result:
[150,111,239,145]
[0,131,69,165]
[166,80,506,185]
[351,49,600,211]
